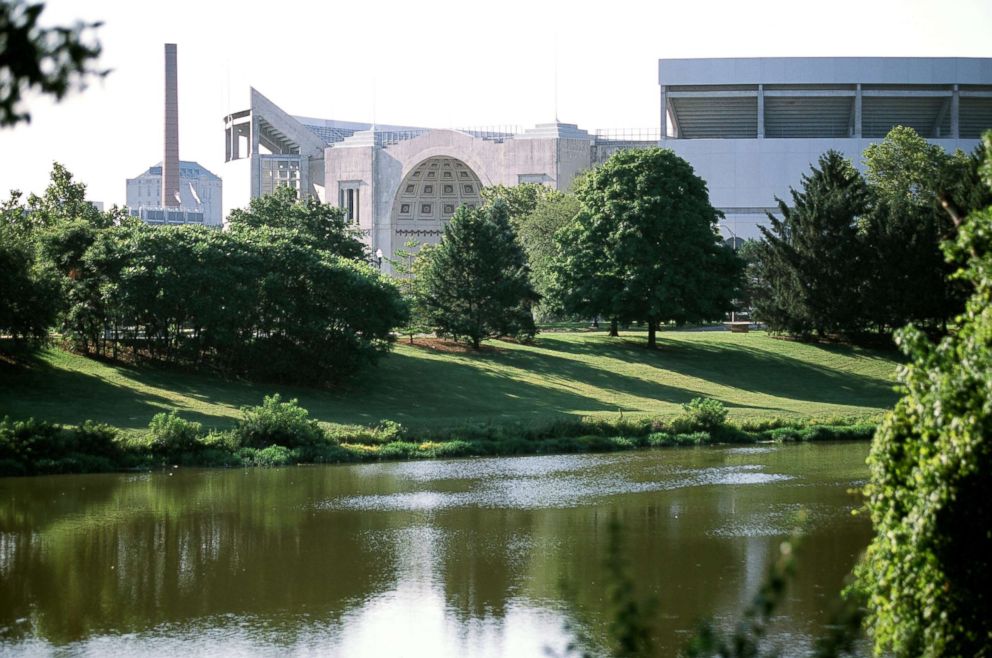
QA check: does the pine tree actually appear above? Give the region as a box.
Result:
[418,200,538,348]
[752,150,870,337]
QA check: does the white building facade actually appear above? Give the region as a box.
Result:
[659,57,992,239]
[126,161,223,227]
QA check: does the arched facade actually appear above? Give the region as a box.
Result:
[324,126,595,272]
[389,156,483,247]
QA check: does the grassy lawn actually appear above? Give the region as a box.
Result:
[0,330,899,436]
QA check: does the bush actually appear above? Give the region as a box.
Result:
[675,397,728,432]
[0,416,68,467]
[147,412,204,455]
[71,421,122,459]
[236,394,325,449]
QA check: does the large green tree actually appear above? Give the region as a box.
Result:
[855,131,992,657]
[417,200,537,348]
[555,148,740,348]
[227,185,366,260]
[751,150,871,337]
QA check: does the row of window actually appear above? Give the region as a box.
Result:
[402,183,475,195]
[397,202,476,217]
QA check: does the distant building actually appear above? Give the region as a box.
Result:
[126,160,223,226]
[127,44,222,227]
[223,57,991,269]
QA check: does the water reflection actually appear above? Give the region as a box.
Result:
[0,443,871,656]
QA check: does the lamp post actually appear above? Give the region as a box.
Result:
[375,248,383,271]
[719,222,742,324]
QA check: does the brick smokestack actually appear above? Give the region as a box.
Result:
[163,43,180,207]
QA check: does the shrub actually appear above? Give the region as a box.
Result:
[0,416,68,467]
[147,412,203,455]
[250,445,296,467]
[236,394,324,449]
[71,421,122,459]
[668,398,727,434]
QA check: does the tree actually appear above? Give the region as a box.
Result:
[0,207,58,341]
[555,148,740,348]
[854,131,992,657]
[481,183,557,229]
[0,0,105,127]
[417,200,537,348]
[860,127,966,333]
[750,151,870,337]
[227,185,366,260]
[515,190,581,320]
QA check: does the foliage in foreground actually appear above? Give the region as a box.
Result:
[0,0,106,126]
[555,515,865,658]
[854,131,992,657]
[0,397,876,477]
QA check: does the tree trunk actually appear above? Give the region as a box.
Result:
[609,319,619,337]
[647,319,657,348]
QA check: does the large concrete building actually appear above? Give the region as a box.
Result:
[223,57,992,269]
[659,57,992,240]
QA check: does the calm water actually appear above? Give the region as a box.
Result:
[0,443,871,657]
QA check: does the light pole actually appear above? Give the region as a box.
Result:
[375,248,383,271]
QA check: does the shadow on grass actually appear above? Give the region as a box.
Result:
[532,333,898,410]
[0,349,247,431]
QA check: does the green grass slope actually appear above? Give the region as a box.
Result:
[0,331,898,436]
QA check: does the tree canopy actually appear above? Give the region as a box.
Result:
[554,147,740,347]
[514,189,580,321]
[226,185,366,260]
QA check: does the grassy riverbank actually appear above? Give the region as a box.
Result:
[1,329,897,475]
[1,330,897,434]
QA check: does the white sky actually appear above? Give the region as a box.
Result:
[1,0,990,209]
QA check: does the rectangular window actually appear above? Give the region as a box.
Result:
[338,182,361,223]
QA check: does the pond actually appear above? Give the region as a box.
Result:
[0,442,871,656]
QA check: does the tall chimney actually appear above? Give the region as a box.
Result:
[163,43,180,207]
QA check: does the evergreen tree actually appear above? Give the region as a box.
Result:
[418,200,537,348]
[751,151,870,337]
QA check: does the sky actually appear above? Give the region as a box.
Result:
[1,0,990,211]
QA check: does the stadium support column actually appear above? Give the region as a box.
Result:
[163,44,180,208]
[854,83,862,138]
[951,84,960,139]
[757,84,764,138]
[660,85,668,139]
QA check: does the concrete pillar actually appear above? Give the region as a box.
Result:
[162,44,180,207]
[951,84,960,139]
[757,84,764,138]
[854,84,862,138]
[660,85,668,139]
